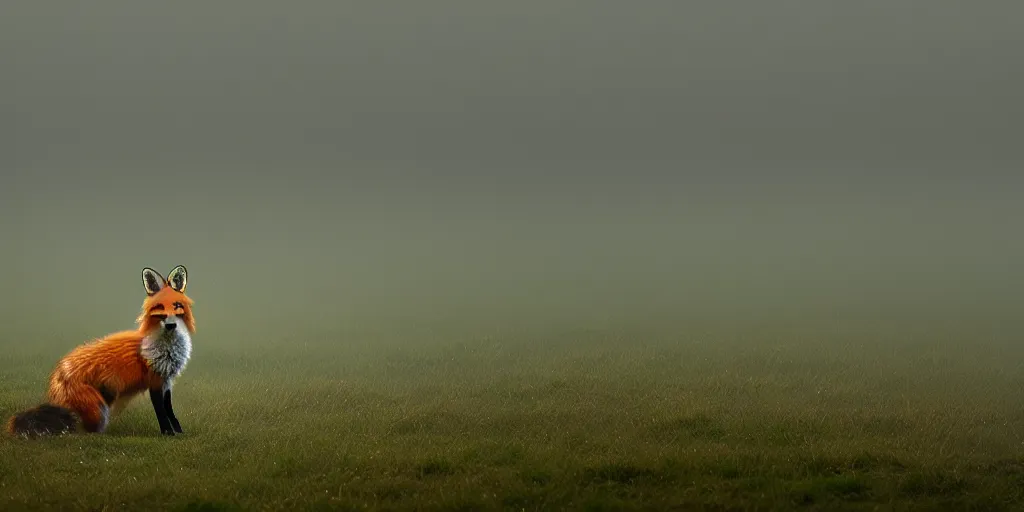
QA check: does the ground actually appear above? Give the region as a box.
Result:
[2,330,1023,510]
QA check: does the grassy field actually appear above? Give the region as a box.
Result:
[2,327,1024,511]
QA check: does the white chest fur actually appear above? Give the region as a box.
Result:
[141,328,193,383]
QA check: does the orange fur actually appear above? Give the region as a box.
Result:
[7,268,196,436]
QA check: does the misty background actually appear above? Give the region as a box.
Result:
[1,2,1022,351]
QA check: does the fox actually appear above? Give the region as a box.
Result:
[6,265,196,438]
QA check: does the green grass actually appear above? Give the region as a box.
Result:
[2,330,1024,510]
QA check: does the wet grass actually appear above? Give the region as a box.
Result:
[2,331,1023,510]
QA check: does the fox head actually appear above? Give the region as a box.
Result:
[137,265,196,335]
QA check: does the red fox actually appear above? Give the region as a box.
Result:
[6,265,196,437]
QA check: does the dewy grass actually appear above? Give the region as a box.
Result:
[2,332,1023,510]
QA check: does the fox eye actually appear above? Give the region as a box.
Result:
[152,314,167,321]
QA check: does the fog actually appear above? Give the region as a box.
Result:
[2,1,1022,349]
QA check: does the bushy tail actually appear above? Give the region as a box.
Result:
[6,404,79,438]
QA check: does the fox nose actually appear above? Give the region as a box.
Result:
[164,322,176,331]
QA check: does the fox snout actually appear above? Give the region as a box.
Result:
[161,316,180,331]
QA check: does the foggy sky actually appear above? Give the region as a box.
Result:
[2,2,1022,344]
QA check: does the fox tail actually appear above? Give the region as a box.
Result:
[6,404,79,438]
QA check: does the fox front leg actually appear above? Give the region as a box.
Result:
[163,388,183,434]
[149,387,176,436]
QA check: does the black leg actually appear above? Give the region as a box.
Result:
[97,385,117,406]
[149,388,175,436]
[163,389,183,433]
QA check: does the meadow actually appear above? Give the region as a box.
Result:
[2,322,1024,511]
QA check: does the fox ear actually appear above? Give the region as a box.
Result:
[167,265,187,293]
[142,268,165,296]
